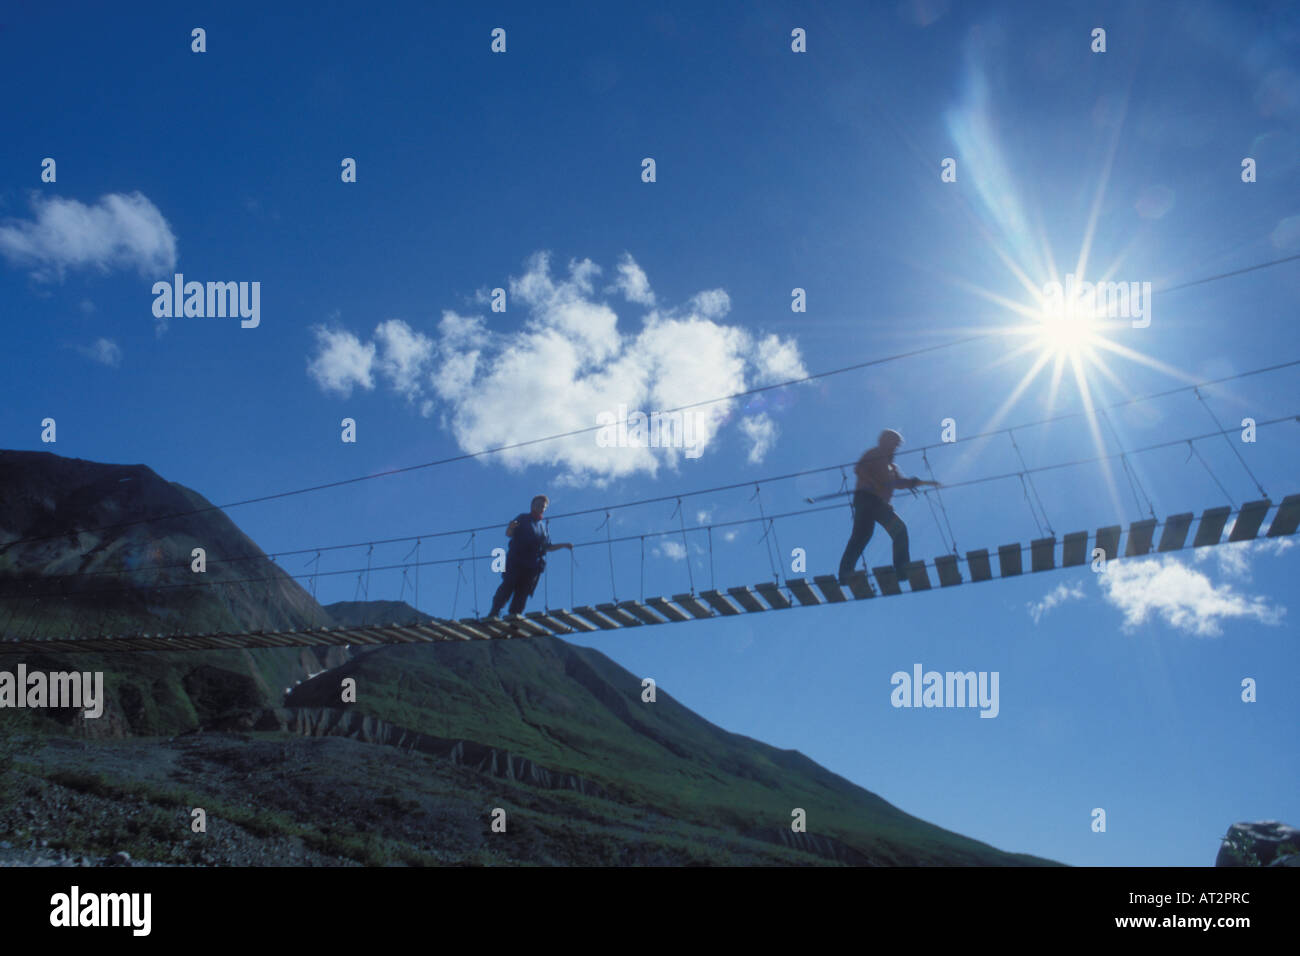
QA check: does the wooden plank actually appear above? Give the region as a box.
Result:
[672,593,714,620]
[1094,526,1122,563]
[646,597,691,623]
[1229,499,1271,542]
[502,615,553,637]
[617,601,668,625]
[572,606,622,630]
[596,603,644,627]
[1062,531,1088,567]
[449,619,496,640]
[1267,494,1300,537]
[700,590,742,615]
[424,621,473,641]
[935,554,962,587]
[726,586,767,613]
[966,549,992,582]
[344,626,395,645]
[526,611,574,635]
[813,575,847,603]
[373,625,420,644]
[427,620,472,640]
[1125,519,1157,557]
[754,582,792,610]
[903,562,931,591]
[397,624,446,643]
[785,578,821,606]
[872,566,902,596]
[838,572,876,599]
[1193,506,1232,547]
[1157,513,1194,552]
[549,610,598,633]
[1030,537,1056,572]
[997,544,1022,577]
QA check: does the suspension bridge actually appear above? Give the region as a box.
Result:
[2,251,1298,654]
[1,491,1295,653]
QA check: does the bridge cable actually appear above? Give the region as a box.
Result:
[922,448,959,553]
[1194,387,1268,499]
[670,498,695,594]
[1098,408,1156,520]
[1185,441,1235,507]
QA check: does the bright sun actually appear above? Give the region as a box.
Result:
[1033,307,1103,360]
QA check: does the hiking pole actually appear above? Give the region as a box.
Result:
[804,490,853,504]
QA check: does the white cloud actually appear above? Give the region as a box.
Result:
[307,252,806,483]
[752,333,808,384]
[1196,536,1295,580]
[78,298,95,314]
[655,540,687,561]
[78,337,122,367]
[1098,555,1285,637]
[740,413,778,463]
[1027,582,1084,624]
[688,289,730,319]
[0,192,177,281]
[374,319,434,403]
[307,327,375,396]
[611,252,655,306]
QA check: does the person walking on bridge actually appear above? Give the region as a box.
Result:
[838,429,939,583]
[488,495,573,618]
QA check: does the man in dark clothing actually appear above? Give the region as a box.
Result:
[488,495,573,618]
[838,429,939,582]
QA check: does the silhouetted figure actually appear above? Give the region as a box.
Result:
[838,429,939,582]
[487,495,572,618]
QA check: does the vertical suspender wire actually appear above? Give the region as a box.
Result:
[597,511,617,603]
[1007,430,1055,535]
[266,554,278,629]
[305,551,321,627]
[543,521,550,612]
[640,535,646,603]
[401,540,419,621]
[1099,409,1155,519]
[362,544,374,624]
[843,467,867,574]
[1017,474,1046,538]
[707,526,716,591]
[569,546,576,610]
[469,532,479,618]
[671,497,695,594]
[1186,441,1235,507]
[753,484,782,585]
[922,449,959,554]
[1194,387,1268,498]
[452,560,464,619]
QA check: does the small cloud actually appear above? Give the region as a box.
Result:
[695,509,713,525]
[307,326,376,396]
[752,333,808,384]
[655,540,687,561]
[610,252,655,306]
[78,298,95,314]
[740,413,777,463]
[689,289,730,318]
[374,319,434,403]
[0,192,177,282]
[1027,581,1084,624]
[77,337,122,367]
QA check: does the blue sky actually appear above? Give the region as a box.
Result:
[3,0,1299,865]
